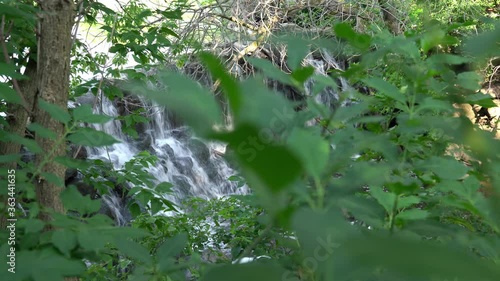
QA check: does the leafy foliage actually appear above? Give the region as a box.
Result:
[0,1,499,281]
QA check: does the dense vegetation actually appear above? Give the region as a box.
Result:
[0,0,499,280]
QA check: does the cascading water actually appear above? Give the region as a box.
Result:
[73,48,348,224]
[76,90,248,222]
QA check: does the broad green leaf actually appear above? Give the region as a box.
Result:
[457,72,481,91]
[41,172,64,187]
[61,186,101,214]
[334,23,371,51]
[51,229,77,257]
[38,99,71,124]
[398,195,421,209]
[463,23,500,60]
[2,132,43,153]
[237,77,296,130]
[465,93,498,108]
[133,72,222,135]
[421,28,446,53]
[291,66,315,84]
[67,127,119,146]
[155,182,173,193]
[427,54,471,65]
[202,263,289,281]
[397,209,429,220]
[287,128,329,179]
[23,219,45,233]
[27,122,57,140]
[77,230,108,252]
[0,83,23,104]
[247,58,293,86]
[339,233,500,281]
[214,124,302,192]
[419,156,469,180]
[54,156,91,170]
[114,237,152,265]
[0,153,21,163]
[72,104,113,123]
[370,186,396,214]
[0,62,26,79]
[284,36,310,70]
[363,77,406,105]
[157,233,188,272]
[199,52,242,114]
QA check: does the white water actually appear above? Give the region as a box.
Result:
[75,49,348,223]
[77,91,248,220]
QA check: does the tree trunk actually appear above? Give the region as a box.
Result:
[34,0,75,222]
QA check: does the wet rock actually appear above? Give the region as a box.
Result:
[172,175,194,197]
[136,133,153,151]
[187,139,211,165]
[20,146,35,163]
[161,144,175,157]
[65,169,79,184]
[173,157,194,175]
[170,127,192,140]
[68,144,88,159]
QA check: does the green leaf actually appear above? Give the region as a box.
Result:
[72,104,113,123]
[0,83,23,104]
[54,156,91,170]
[114,237,152,265]
[363,77,406,104]
[397,209,429,220]
[0,62,26,79]
[457,72,481,91]
[3,132,43,153]
[67,127,119,146]
[41,172,64,187]
[291,66,315,84]
[0,153,21,163]
[421,28,446,53]
[27,122,57,140]
[236,77,296,130]
[199,52,242,114]
[202,263,289,281]
[214,124,302,193]
[247,58,293,86]
[284,36,310,70]
[155,182,173,193]
[77,230,108,252]
[61,186,101,214]
[38,99,71,124]
[23,219,45,233]
[157,233,188,272]
[465,93,497,108]
[287,128,329,179]
[370,186,396,214]
[340,234,500,281]
[463,23,500,60]
[334,23,371,51]
[133,72,222,135]
[51,229,77,257]
[398,195,421,209]
[419,156,469,180]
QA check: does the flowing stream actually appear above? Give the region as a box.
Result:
[75,50,348,224]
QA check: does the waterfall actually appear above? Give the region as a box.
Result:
[76,90,248,221]
[73,48,348,223]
